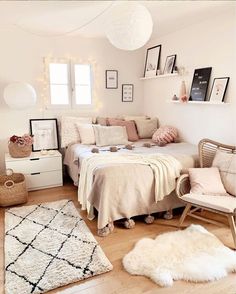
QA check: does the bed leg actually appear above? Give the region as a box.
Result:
[124,218,135,229]
[163,209,173,220]
[144,214,155,224]
[97,221,114,237]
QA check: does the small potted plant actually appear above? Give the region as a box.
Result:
[8,134,34,158]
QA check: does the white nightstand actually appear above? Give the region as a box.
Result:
[5,151,63,191]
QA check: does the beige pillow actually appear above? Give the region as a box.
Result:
[60,116,93,147]
[93,125,128,147]
[212,150,236,196]
[189,167,228,196]
[96,117,108,126]
[135,118,158,139]
[123,115,149,121]
[76,123,95,145]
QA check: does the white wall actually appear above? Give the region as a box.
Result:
[0,28,144,172]
[143,9,236,146]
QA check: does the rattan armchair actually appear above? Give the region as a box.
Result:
[176,138,236,248]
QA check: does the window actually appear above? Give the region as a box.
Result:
[48,61,92,107]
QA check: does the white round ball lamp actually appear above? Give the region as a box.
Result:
[3,82,37,109]
[106,3,153,51]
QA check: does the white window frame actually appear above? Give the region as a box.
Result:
[46,59,93,109]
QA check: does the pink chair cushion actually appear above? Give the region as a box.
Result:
[107,118,139,142]
[152,126,178,146]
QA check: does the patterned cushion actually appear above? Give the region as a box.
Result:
[107,118,139,141]
[60,116,93,147]
[212,150,236,196]
[152,126,178,146]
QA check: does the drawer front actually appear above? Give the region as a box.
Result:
[6,157,62,174]
[25,170,63,190]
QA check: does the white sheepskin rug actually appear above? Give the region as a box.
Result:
[123,224,236,287]
[5,199,112,294]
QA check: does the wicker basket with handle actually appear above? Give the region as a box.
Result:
[8,141,31,158]
[0,170,28,207]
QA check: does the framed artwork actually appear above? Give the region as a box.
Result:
[209,77,229,102]
[163,54,176,74]
[144,45,161,77]
[122,84,133,102]
[30,118,59,151]
[105,70,118,89]
[189,67,212,101]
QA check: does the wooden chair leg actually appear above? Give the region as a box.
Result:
[179,203,191,228]
[227,215,236,249]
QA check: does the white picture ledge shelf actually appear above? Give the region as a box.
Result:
[168,100,229,105]
[140,73,179,80]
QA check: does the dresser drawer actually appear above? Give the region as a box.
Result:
[25,170,63,190]
[6,156,62,174]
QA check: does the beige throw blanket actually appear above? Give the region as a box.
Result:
[78,153,182,218]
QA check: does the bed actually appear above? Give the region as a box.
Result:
[64,139,198,235]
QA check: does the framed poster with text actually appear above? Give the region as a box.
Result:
[189,67,212,101]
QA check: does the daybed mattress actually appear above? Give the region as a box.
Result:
[64,139,199,185]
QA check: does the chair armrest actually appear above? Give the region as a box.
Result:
[176,174,191,198]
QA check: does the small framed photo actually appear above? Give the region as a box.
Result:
[122,84,133,102]
[30,118,59,151]
[209,77,230,102]
[163,54,176,74]
[144,45,161,77]
[105,70,118,89]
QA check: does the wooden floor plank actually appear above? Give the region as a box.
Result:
[1,181,236,294]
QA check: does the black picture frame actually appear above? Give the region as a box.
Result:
[143,45,161,77]
[29,118,59,151]
[105,70,118,89]
[189,67,212,101]
[209,77,230,102]
[163,54,176,74]
[122,84,134,102]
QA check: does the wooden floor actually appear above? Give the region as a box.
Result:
[1,181,236,294]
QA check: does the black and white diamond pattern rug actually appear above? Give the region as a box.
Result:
[5,199,113,294]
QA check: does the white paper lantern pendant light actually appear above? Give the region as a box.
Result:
[106,3,153,51]
[3,82,37,110]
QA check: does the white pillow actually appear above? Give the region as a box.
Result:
[135,118,158,139]
[76,123,95,145]
[60,116,93,147]
[212,150,236,196]
[93,125,128,147]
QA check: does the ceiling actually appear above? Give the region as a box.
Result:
[0,1,234,39]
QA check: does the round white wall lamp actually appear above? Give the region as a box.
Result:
[3,82,37,110]
[106,3,153,51]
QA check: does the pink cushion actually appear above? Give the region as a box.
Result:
[107,118,139,142]
[152,126,178,146]
[189,167,228,196]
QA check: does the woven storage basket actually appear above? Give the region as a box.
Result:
[8,141,31,158]
[0,172,28,207]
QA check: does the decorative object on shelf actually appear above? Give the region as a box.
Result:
[0,171,28,206]
[163,54,176,75]
[144,45,161,77]
[209,77,230,102]
[189,67,212,101]
[106,3,153,51]
[179,80,188,103]
[122,84,134,102]
[30,118,59,152]
[105,70,118,89]
[3,82,37,110]
[173,66,178,74]
[8,134,33,158]
[172,94,179,101]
